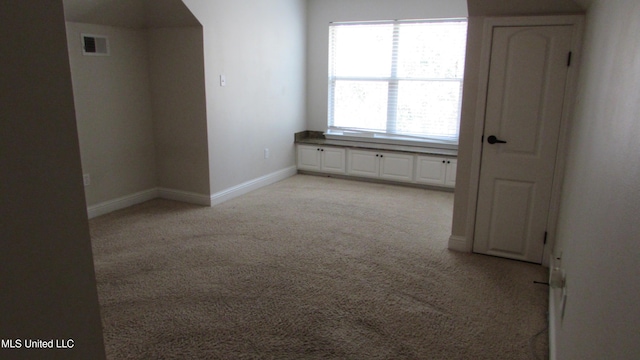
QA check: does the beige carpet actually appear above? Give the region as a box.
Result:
[90,174,549,359]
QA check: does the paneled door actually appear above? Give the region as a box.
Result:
[473,25,574,263]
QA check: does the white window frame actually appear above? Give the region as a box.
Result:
[327,19,467,149]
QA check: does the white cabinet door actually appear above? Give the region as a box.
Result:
[297,145,321,171]
[297,145,346,174]
[348,150,414,183]
[445,159,457,187]
[416,156,447,186]
[301,146,454,188]
[321,147,346,174]
[415,155,456,187]
[379,152,414,183]
[347,150,379,178]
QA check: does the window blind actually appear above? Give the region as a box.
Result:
[328,19,468,144]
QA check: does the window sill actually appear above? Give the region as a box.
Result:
[324,130,458,152]
[295,131,457,157]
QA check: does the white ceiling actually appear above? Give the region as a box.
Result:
[64,0,588,28]
[63,0,201,29]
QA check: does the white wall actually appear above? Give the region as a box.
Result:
[0,1,105,358]
[67,21,212,209]
[66,0,308,213]
[306,0,468,133]
[551,0,640,358]
[66,22,158,206]
[182,0,307,194]
[148,27,210,196]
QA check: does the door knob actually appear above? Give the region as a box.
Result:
[487,135,507,144]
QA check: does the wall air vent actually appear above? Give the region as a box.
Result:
[82,34,109,56]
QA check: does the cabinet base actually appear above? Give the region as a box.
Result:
[297,170,454,192]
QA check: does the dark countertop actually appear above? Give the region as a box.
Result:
[295,131,458,157]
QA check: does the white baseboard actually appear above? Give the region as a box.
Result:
[87,188,159,219]
[87,167,297,218]
[158,188,211,206]
[210,166,297,206]
[448,235,472,252]
[549,287,558,360]
[87,187,209,219]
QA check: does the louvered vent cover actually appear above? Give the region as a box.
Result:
[82,34,109,56]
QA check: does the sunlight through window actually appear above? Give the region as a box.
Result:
[328,19,467,144]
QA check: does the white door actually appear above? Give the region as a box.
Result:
[473,25,573,263]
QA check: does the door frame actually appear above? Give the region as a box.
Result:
[463,15,584,266]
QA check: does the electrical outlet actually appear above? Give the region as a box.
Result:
[83,174,91,186]
[220,75,226,87]
[264,148,270,159]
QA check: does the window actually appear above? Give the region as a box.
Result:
[328,19,467,145]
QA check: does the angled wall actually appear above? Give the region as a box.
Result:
[0,1,105,359]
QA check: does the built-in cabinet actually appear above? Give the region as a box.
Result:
[296,145,455,188]
[297,145,346,174]
[415,156,457,187]
[347,150,414,183]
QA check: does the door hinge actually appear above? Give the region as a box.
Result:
[544,231,548,245]
[567,51,573,67]
[481,134,484,143]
